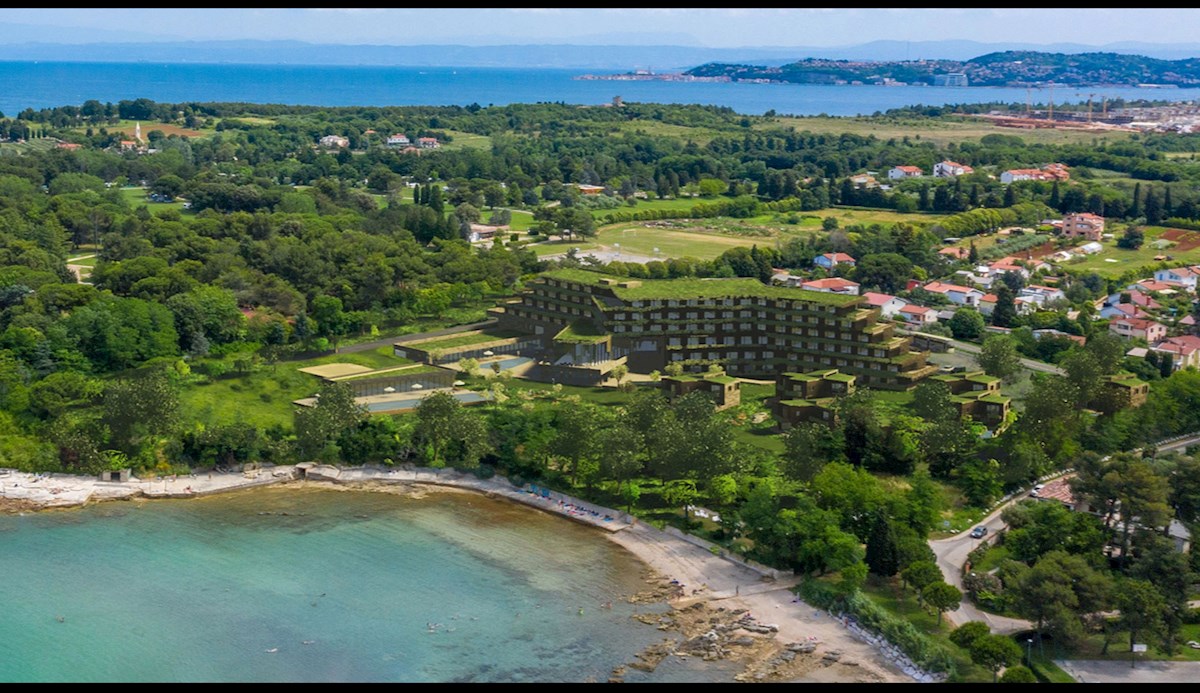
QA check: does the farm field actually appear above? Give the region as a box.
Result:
[760,114,1134,146]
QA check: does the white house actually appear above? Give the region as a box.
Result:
[888,165,923,180]
[813,252,856,269]
[862,292,907,318]
[417,137,441,149]
[898,304,938,326]
[800,277,861,295]
[1154,266,1200,291]
[319,134,349,148]
[1018,284,1067,306]
[922,281,985,307]
[386,134,410,147]
[934,160,974,177]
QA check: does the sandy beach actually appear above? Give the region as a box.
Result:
[1,464,915,683]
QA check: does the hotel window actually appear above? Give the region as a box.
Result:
[764,351,774,359]
[668,300,678,308]
[615,313,625,320]
[740,323,751,330]
[744,351,755,359]
[668,338,681,347]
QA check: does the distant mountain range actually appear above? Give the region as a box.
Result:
[1,36,1200,70]
[687,51,1200,88]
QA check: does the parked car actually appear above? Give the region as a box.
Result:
[1030,483,1045,497]
[970,526,988,539]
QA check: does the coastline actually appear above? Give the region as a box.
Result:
[1,464,913,683]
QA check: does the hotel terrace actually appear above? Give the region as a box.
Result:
[489,269,937,388]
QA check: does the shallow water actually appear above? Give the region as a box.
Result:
[0,487,732,682]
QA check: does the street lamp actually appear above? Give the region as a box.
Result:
[1026,638,1033,667]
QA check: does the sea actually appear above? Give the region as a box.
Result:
[0,486,733,683]
[3,61,1200,117]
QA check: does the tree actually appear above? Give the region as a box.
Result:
[412,390,490,468]
[949,621,991,650]
[1118,226,1145,250]
[999,665,1037,683]
[854,252,914,294]
[102,368,181,454]
[901,560,943,601]
[991,284,1019,328]
[597,425,643,496]
[663,479,699,524]
[922,581,962,624]
[294,381,367,461]
[865,513,900,577]
[970,635,1023,683]
[978,334,1021,382]
[781,422,842,482]
[958,458,1003,507]
[948,308,985,340]
[611,363,628,387]
[663,361,684,377]
[1114,579,1166,661]
[549,400,602,483]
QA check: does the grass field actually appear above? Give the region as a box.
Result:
[71,119,209,139]
[1062,225,1200,277]
[0,138,60,155]
[759,115,1133,146]
[179,346,413,429]
[595,223,770,260]
[120,187,191,215]
[528,239,601,257]
[438,129,492,151]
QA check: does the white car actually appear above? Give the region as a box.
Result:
[1030,484,1045,497]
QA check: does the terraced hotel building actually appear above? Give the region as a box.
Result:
[490,269,937,388]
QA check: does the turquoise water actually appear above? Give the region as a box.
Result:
[0,487,721,683]
[3,61,1200,116]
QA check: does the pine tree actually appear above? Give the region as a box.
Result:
[1049,180,1061,209]
[968,241,979,264]
[1003,184,1016,207]
[1164,186,1173,218]
[1131,182,1142,219]
[1145,188,1163,225]
[991,284,1018,328]
[865,513,900,577]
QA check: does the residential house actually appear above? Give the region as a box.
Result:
[813,252,856,269]
[1033,476,1099,514]
[1099,302,1152,321]
[1109,317,1168,342]
[1154,266,1200,291]
[921,281,985,307]
[934,160,974,177]
[862,292,907,318]
[1062,213,1105,241]
[56,142,82,150]
[1132,279,1184,295]
[1152,334,1200,370]
[416,137,440,149]
[386,134,410,147]
[888,165,923,179]
[319,135,349,148]
[849,173,879,188]
[800,277,861,296]
[999,164,1070,184]
[1032,328,1087,346]
[575,184,605,195]
[1018,284,1067,307]
[898,304,938,326]
[769,369,856,430]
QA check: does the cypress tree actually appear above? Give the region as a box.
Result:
[1164,186,1173,218]
[1003,184,1016,207]
[865,513,900,577]
[992,284,1018,328]
[1145,188,1163,225]
[968,241,979,264]
[1049,180,1061,209]
[1131,182,1142,219]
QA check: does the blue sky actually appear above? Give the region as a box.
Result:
[0,8,1196,47]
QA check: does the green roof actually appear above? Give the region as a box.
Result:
[779,398,837,408]
[706,375,738,385]
[781,369,854,383]
[554,320,609,344]
[980,394,1011,404]
[539,269,863,306]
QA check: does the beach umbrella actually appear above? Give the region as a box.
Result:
[453,380,465,387]
[411,383,424,390]
[483,350,494,357]
[383,386,396,393]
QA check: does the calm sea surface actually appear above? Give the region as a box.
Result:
[0,487,730,683]
[2,62,1200,116]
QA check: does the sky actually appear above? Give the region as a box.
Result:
[0,8,1197,48]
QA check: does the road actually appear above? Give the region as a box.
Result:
[335,320,497,354]
[930,431,1200,635]
[1055,660,1200,683]
[932,334,1065,376]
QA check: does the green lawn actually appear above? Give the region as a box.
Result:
[179,346,413,429]
[595,223,772,260]
[407,329,523,351]
[528,239,601,257]
[67,256,97,268]
[120,187,191,215]
[438,129,492,151]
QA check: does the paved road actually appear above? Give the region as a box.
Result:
[934,335,1065,376]
[1055,659,1200,683]
[335,320,497,354]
